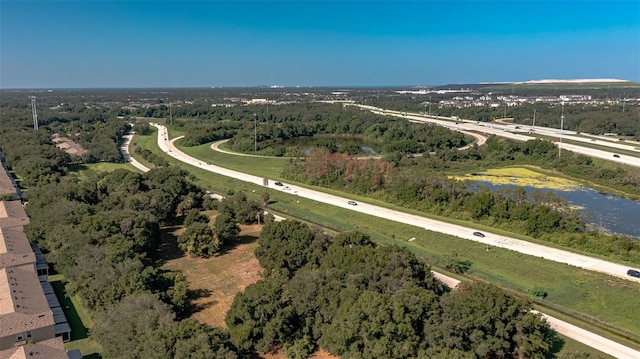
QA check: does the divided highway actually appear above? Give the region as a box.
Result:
[357,105,640,168]
[151,124,640,284]
[143,124,640,358]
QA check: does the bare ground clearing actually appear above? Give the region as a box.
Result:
[159,221,339,359]
[160,223,263,328]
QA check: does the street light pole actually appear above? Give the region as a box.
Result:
[253,113,257,153]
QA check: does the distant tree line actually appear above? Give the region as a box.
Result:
[168,103,470,155]
[226,104,470,155]
[0,98,129,174]
[0,120,71,188]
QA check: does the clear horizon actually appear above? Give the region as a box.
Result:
[1,1,639,89]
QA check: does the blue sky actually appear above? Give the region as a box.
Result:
[1,1,638,88]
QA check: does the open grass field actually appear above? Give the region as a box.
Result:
[132,131,640,343]
[180,139,290,180]
[68,162,142,181]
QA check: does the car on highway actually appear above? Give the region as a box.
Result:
[628,269,640,278]
[283,186,291,191]
[274,181,283,186]
[347,200,357,206]
[613,154,620,158]
[473,231,485,237]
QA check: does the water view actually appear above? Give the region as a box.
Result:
[476,181,640,239]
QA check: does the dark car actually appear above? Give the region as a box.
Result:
[613,154,621,158]
[347,200,357,206]
[274,181,283,186]
[627,269,640,278]
[473,231,485,238]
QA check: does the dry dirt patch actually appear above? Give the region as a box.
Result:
[161,223,263,328]
[160,222,339,359]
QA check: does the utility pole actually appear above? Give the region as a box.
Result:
[559,102,564,157]
[532,109,536,129]
[253,113,257,153]
[30,96,38,130]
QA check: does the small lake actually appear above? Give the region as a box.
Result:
[475,181,640,239]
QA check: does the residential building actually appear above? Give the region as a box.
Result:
[0,265,55,350]
[0,337,77,359]
[0,201,72,354]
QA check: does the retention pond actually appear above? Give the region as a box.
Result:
[456,168,640,239]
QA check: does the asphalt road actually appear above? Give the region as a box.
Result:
[151,124,640,283]
[357,105,640,168]
[431,274,640,359]
[534,311,640,359]
[120,133,149,172]
[148,124,640,357]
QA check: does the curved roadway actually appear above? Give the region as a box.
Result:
[151,124,639,283]
[357,105,640,168]
[120,133,150,172]
[148,124,640,358]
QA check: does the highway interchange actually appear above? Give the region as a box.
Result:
[139,119,640,358]
[356,105,640,168]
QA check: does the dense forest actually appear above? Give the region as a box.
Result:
[171,102,470,157]
[226,220,557,359]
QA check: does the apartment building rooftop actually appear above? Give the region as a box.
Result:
[0,227,36,270]
[0,161,19,198]
[0,202,29,228]
[0,265,54,339]
[0,337,70,359]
